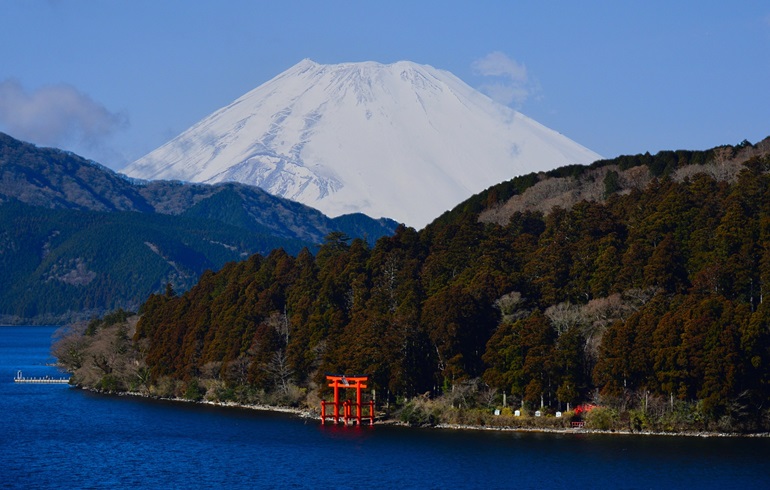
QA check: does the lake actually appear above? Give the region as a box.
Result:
[1,325,768,489]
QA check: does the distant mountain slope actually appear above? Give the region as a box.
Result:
[0,133,397,323]
[122,59,601,228]
[0,132,153,212]
[0,132,398,244]
[0,200,307,322]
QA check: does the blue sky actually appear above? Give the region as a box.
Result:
[1,1,769,171]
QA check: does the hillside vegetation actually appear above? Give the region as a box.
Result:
[57,138,770,432]
[0,132,397,323]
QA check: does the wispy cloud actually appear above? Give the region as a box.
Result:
[472,51,539,107]
[473,51,528,81]
[0,79,127,150]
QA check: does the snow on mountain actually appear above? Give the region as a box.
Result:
[122,59,601,228]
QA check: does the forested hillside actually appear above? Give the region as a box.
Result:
[59,139,770,432]
[0,132,397,323]
[0,200,310,321]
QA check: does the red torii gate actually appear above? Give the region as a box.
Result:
[320,374,375,425]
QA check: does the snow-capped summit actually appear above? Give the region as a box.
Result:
[122,59,601,228]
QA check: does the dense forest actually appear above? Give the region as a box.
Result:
[57,140,770,432]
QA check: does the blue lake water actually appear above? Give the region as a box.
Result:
[1,326,768,489]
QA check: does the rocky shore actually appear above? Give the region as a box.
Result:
[77,385,768,439]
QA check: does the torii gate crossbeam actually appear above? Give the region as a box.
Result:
[320,374,374,425]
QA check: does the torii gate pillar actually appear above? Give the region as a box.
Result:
[320,374,374,425]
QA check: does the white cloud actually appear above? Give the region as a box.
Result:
[472,51,538,107]
[0,79,127,149]
[472,51,528,82]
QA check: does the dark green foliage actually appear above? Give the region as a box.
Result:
[0,200,310,322]
[603,170,620,198]
[0,132,398,323]
[546,164,587,180]
[85,308,133,336]
[329,214,401,247]
[181,187,285,236]
[432,172,540,226]
[184,379,205,401]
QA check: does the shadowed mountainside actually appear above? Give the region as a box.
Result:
[0,132,397,323]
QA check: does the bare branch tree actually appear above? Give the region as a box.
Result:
[544,301,583,335]
[266,350,294,395]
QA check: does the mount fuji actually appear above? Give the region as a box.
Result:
[122,59,601,228]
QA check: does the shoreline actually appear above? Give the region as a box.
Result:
[77,385,769,439]
[93,386,316,419]
[431,422,770,438]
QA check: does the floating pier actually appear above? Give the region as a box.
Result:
[13,370,70,384]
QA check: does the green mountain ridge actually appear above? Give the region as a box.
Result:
[0,132,398,323]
